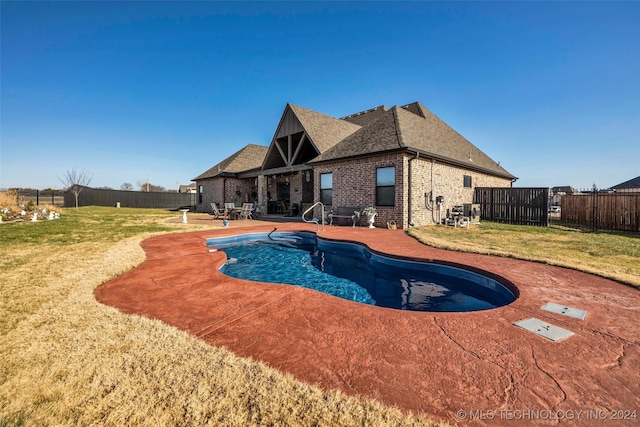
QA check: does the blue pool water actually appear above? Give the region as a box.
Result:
[208,231,517,312]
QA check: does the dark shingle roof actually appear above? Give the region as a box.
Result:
[396,103,515,178]
[610,176,640,190]
[310,107,402,161]
[193,144,268,180]
[311,102,515,179]
[288,104,361,153]
[195,101,515,180]
[341,105,388,126]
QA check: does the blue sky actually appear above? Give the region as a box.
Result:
[2,1,638,191]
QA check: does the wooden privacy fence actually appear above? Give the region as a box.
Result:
[561,192,640,232]
[474,187,549,226]
[65,187,196,209]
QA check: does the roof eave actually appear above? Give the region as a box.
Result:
[410,148,517,180]
[192,171,237,181]
[310,147,517,180]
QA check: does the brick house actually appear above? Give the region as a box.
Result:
[610,176,640,193]
[193,102,516,228]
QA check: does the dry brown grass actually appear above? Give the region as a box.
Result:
[0,190,24,220]
[0,190,18,206]
[0,190,61,222]
[1,207,444,427]
[408,222,640,289]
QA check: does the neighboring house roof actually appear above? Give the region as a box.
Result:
[193,144,268,180]
[178,184,196,193]
[551,186,578,194]
[311,102,515,179]
[610,176,640,190]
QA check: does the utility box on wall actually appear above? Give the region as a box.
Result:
[464,203,481,223]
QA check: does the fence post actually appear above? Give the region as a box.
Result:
[592,187,597,232]
[490,188,494,221]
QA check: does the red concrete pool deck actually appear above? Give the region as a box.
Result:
[94,221,640,426]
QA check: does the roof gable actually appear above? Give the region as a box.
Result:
[288,104,361,153]
[262,103,362,170]
[193,144,268,180]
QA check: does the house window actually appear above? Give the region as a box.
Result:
[463,175,472,188]
[320,173,333,205]
[198,185,203,204]
[376,167,395,206]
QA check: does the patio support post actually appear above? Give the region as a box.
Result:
[258,175,267,216]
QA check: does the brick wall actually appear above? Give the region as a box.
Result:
[314,153,512,228]
[313,154,404,228]
[196,177,257,212]
[197,155,513,225]
[196,178,221,212]
[408,158,511,226]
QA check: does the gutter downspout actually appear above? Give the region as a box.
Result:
[223,178,227,205]
[408,151,419,227]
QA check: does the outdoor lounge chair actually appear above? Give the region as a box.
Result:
[209,203,225,219]
[238,203,253,220]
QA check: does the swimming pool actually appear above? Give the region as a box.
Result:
[208,231,517,312]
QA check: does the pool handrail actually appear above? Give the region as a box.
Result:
[302,202,325,231]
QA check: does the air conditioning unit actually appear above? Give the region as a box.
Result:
[463,203,481,223]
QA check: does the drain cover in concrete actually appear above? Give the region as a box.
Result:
[513,318,574,342]
[541,302,587,320]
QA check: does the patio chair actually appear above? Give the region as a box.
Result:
[238,203,253,220]
[209,203,224,219]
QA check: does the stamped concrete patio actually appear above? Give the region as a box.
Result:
[94,220,640,426]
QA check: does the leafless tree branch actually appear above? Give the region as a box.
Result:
[60,168,92,209]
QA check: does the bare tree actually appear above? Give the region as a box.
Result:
[60,168,92,209]
[121,182,134,191]
[136,181,166,192]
